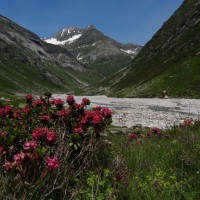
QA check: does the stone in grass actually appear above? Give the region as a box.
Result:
[163,90,167,94]
[18,103,27,109]
[164,95,169,99]
[0,97,11,102]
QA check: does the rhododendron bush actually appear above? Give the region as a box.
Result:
[0,93,112,199]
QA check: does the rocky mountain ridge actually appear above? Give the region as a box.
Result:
[0,15,87,93]
[45,26,141,62]
[44,26,142,80]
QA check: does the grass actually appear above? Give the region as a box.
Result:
[0,91,26,107]
[109,123,200,199]
[0,53,85,94]
[68,55,132,88]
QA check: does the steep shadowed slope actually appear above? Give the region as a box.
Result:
[88,0,200,98]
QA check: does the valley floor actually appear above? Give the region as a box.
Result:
[53,94,200,129]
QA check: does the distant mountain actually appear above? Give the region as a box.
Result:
[0,15,86,94]
[88,0,200,98]
[44,26,142,83]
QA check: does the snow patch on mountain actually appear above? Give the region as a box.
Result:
[44,38,66,45]
[120,49,137,54]
[77,44,91,48]
[61,29,66,37]
[66,34,82,43]
[44,34,82,45]
[92,42,97,46]
[77,54,83,60]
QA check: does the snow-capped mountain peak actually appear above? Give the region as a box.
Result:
[43,26,142,70]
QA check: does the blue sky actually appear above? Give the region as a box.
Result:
[0,0,184,45]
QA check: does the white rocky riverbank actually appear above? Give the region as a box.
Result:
[53,95,200,129]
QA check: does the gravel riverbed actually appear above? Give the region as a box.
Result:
[53,94,200,129]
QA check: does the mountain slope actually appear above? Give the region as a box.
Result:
[0,15,86,94]
[44,26,142,83]
[89,0,200,98]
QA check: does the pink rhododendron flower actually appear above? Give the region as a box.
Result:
[86,110,99,119]
[58,109,70,118]
[39,96,44,100]
[51,98,63,107]
[45,156,59,170]
[66,95,75,105]
[128,133,140,141]
[151,127,161,134]
[32,99,44,107]
[74,103,82,109]
[102,108,112,117]
[86,111,94,118]
[81,117,88,124]
[181,118,193,126]
[0,146,5,154]
[14,110,21,119]
[1,131,7,139]
[3,162,12,170]
[23,140,38,151]
[40,115,51,122]
[32,127,49,140]
[25,152,38,160]
[81,98,90,106]
[92,114,103,124]
[74,127,84,135]
[5,105,13,114]
[26,94,33,101]
[24,107,31,114]
[95,106,102,111]
[148,127,161,136]
[84,110,105,124]
[13,152,25,162]
[46,131,56,142]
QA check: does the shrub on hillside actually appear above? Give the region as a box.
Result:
[0,93,112,199]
